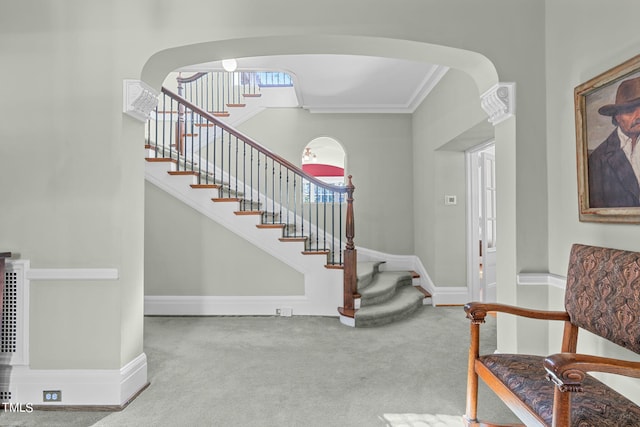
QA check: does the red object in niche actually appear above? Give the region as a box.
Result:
[302,163,344,177]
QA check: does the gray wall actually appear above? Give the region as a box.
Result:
[145,182,304,296]
[412,69,488,287]
[544,0,640,400]
[2,0,552,374]
[237,109,414,255]
[546,1,640,270]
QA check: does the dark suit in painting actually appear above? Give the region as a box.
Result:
[588,130,640,208]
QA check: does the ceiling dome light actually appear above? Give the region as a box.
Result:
[222,59,238,72]
[302,147,318,163]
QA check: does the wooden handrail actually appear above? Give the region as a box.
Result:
[161,86,348,193]
[176,72,207,84]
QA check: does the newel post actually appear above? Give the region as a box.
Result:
[342,176,357,312]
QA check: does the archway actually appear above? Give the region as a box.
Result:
[140,35,515,326]
[301,136,346,185]
[142,35,498,94]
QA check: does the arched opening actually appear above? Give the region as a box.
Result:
[301,137,346,203]
[301,137,346,184]
[140,35,513,319]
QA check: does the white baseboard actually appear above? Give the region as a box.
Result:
[517,273,567,289]
[145,295,314,316]
[339,315,355,327]
[431,286,469,306]
[4,353,147,407]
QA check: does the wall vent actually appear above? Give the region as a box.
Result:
[2,261,28,366]
[2,270,18,354]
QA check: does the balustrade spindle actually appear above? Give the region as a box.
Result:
[257,153,261,210]
[263,155,268,213]
[271,163,275,222]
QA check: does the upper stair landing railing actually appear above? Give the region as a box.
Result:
[177,71,294,117]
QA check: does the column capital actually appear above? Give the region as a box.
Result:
[123,79,159,122]
[480,82,515,126]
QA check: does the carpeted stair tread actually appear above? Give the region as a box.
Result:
[356,261,385,290]
[355,285,424,327]
[358,271,413,305]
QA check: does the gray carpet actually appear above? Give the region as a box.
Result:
[0,307,518,426]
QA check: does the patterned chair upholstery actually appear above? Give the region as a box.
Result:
[464,244,640,427]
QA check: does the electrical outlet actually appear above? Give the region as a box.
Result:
[43,390,62,402]
[275,308,281,315]
[280,307,293,317]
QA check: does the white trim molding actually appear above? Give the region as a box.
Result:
[480,82,516,125]
[145,295,312,316]
[123,79,159,122]
[431,286,470,306]
[4,353,147,407]
[26,268,119,281]
[517,273,567,290]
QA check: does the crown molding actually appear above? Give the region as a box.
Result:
[123,79,159,122]
[305,65,449,114]
[480,82,515,125]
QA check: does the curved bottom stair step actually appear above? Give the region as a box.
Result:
[358,271,414,305]
[354,285,424,327]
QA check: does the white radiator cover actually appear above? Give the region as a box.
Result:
[2,260,29,367]
[0,260,29,404]
[1,261,147,407]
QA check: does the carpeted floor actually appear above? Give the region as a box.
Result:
[381,413,464,426]
[0,306,518,426]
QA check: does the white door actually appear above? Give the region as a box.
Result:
[480,151,497,302]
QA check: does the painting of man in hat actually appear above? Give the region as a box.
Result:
[588,75,640,208]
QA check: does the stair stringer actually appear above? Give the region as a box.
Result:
[144,160,342,317]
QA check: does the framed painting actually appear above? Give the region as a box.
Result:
[576,54,640,223]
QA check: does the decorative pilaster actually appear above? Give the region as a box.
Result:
[480,82,515,126]
[122,80,160,122]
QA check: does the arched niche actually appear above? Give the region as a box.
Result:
[301,137,346,186]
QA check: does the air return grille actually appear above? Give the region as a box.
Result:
[2,270,18,354]
[0,261,27,366]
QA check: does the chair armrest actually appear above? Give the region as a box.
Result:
[464,301,570,324]
[544,352,640,392]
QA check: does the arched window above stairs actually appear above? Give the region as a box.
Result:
[301,137,345,202]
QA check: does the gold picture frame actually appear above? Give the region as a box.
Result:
[576,54,640,223]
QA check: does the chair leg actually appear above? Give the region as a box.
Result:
[465,323,480,423]
[551,388,571,427]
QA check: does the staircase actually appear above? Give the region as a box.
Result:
[145,71,431,326]
[347,261,431,327]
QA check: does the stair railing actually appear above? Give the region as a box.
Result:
[146,87,358,311]
[176,71,293,117]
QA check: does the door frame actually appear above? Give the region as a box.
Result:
[465,139,495,302]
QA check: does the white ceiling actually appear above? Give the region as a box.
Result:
[180,54,449,114]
